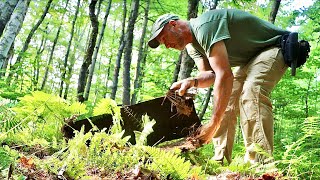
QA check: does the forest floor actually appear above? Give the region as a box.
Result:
[5,142,284,180]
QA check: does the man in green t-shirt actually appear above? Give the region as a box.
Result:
[148,9,289,164]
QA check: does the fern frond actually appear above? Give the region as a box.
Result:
[143,146,204,179]
[93,98,120,118]
[134,115,156,146]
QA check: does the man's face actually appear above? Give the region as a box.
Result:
[155,23,186,51]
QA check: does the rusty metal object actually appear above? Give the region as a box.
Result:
[62,96,201,146]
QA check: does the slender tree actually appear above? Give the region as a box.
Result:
[172,54,182,84]
[110,0,127,100]
[59,0,81,98]
[122,0,140,105]
[103,21,117,98]
[40,0,70,90]
[131,0,150,104]
[77,0,99,102]
[177,0,199,80]
[84,0,112,101]
[199,87,213,120]
[0,0,31,73]
[269,0,281,24]
[32,24,48,90]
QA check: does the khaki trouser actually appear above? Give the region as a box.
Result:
[212,47,288,164]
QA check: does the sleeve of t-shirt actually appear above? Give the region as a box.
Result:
[196,19,231,56]
[186,44,205,63]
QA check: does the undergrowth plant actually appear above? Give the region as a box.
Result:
[93,98,123,134]
[39,112,206,179]
[6,91,88,143]
[142,146,205,179]
[276,117,320,179]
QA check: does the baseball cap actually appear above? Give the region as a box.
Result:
[148,14,179,48]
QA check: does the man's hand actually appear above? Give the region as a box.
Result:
[194,119,221,144]
[170,78,196,96]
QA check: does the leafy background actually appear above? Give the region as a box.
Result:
[0,0,319,179]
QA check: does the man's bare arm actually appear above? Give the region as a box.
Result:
[208,40,233,122]
[195,40,233,144]
[170,44,216,95]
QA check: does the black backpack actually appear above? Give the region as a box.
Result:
[279,32,311,76]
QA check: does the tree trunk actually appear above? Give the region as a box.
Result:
[0,44,13,78]
[200,0,219,10]
[32,26,48,90]
[131,0,150,105]
[8,0,53,85]
[84,0,112,101]
[40,26,61,91]
[0,0,19,36]
[122,0,140,105]
[177,0,199,80]
[178,50,195,80]
[40,0,70,91]
[172,53,182,84]
[77,0,99,102]
[103,21,116,97]
[110,0,127,100]
[59,0,80,97]
[269,0,281,24]
[199,87,213,120]
[0,0,31,71]
[64,24,87,100]
[212,0,219,9]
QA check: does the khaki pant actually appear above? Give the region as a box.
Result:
[212,47,288,164]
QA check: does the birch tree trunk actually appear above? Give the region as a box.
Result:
[131,0,150,105]
[0,0,31,72]
[177,0,199,80]
[0,44,13,78]
[77,0,99,102]
[40,0,70,90]
[122,0,139,105]
[8,0,53,85]
[110,0,127,100]
[0,0,19,36]
[269,0,281,24]
[84,0,112,101]
[59,0,80,97]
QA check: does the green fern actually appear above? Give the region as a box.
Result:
[134,115,156,146]
[93,98,120,118]
[143,146,205,179]
[7,91,88,142]
[93,98,123,134]
[277,117,320,179]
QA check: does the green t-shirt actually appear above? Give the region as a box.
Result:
[187,9,289,67]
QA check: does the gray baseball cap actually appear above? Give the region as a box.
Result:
[148,14,179,48]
